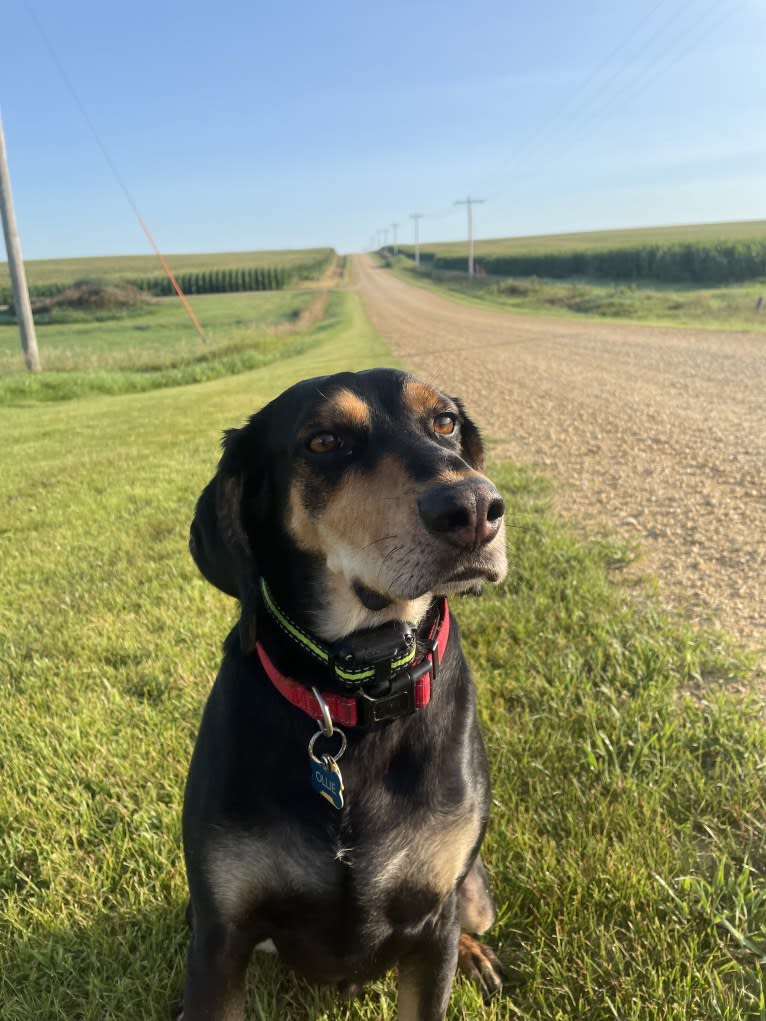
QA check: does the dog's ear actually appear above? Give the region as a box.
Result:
[189,420,266,652]
[454,397,485,471]
[188,472,238,599]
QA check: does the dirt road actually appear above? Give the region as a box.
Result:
[353,255,765,659]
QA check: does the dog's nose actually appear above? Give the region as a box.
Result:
[419,480,505,550]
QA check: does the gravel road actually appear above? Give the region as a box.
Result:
[353,255,765,663]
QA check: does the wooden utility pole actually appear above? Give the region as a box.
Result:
[0,109,40,372]
[410,213,423,266]
[454,196,486,278]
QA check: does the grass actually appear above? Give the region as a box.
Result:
[0,247,335,291]
[1,295,764,1019]
[470,467,766,1019]
[0,288,337,403]
[389,257,766,331]
[0,289,316,371]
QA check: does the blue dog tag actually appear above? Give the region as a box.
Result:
[311,757,344,810]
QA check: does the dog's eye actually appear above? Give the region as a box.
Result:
[433,413,457,436]
[308,431,342,454]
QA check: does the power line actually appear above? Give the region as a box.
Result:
[508,0,743,191]
[23,1,207,342]
[377,1,747,256]
[582,0,743,134]
[482,0,682,198]
[446,1,744,236]
[415,2,701,229]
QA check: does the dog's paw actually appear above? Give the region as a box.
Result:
[457,932,504,1002]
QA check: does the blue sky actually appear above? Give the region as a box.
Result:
[2,0,764,259]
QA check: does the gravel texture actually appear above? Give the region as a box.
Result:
[354,255,765,667]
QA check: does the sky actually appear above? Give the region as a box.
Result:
[1,0,765,259]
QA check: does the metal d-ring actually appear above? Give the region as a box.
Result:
[309,687,347,765]
[311,686,334,737]
[308,725,347,766]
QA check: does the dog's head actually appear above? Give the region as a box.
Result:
[190,368,507,643]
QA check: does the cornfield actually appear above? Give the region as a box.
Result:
[0,251,334,307]
[401,240,766,285]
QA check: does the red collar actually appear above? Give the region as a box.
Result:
[255,600,450,729]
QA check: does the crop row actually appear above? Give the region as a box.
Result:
[0,252,334,306]
[130,264,293,296]
[401,240,766,285]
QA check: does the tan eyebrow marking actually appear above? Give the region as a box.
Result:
[322,388,372,430]
[402,377,442,417]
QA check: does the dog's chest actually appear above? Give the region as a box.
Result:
[352,801,483,902]
[207,798,481,922]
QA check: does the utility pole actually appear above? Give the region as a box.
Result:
[454,196,485,278]
[382,228,389,247]
[390,222,399,255]
[410,213,423,266]
[0,109,40,371]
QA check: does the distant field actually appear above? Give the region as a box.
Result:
[401,220,766,258]
[397,220,766,286]
[0,247,335,291]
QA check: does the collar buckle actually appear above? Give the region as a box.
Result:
[421,635,440,681]
[355,657,432,728]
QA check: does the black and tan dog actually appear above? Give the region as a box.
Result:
[182,368,507,1020]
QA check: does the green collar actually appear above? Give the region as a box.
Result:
[259,577,419,686]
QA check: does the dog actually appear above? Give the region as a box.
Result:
[182,368,507,1020]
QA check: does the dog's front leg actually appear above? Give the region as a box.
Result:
[397,907,461,1021]
[181,919,255,1021]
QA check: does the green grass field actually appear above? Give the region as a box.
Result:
[1,290,764,1019]
[0,247,335,291]
[0,290,317,373]
[0,287,341,403]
